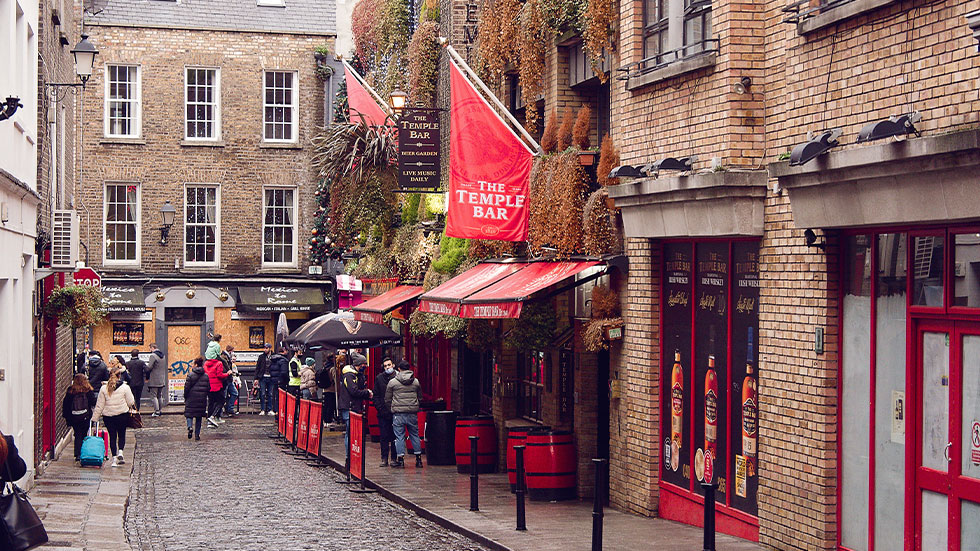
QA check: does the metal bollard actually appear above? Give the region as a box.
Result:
[701,482,718,551]
[592,458,606,551]
[469,435,479,511]
[515,445,526,531]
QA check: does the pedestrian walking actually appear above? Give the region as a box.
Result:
[145,344,167,417]
[386,359,423,468]
[268,347,289,414]
[108,356,132,386]
[0,429,28,483]
[337,353,372,453]
[223,345,241,416]
[86,352,109,403]
[322,352,346,425]
[62,373,97,465]
[374,357,397,467]
[92,366,136,467]
[299,357,317,400]
[253,343,274,415]
[125,349,147,411]
[287,350,302,396]
[205,333,222,361]
[204,355,229,428]
[315,354,335,422]
[183,357,210,441]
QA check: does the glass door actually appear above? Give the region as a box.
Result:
[914,321,980,551]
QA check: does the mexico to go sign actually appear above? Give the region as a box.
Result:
[72,267,102,288]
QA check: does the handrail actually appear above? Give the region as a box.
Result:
[782,0,857,24]
[616,38,720,81]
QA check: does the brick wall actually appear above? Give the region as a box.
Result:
[77,25,334,276]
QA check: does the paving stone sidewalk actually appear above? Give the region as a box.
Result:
[28,436,134,551]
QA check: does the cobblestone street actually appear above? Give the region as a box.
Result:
[125,415,490,551]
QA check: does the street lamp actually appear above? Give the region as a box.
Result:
[70,34,99,85]
[389,89,407,115]
[159,201,177,245]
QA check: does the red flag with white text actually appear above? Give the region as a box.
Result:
[345,66,388,127]
[447,62,533,241]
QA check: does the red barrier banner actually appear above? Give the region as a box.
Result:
[298,399,311,451]
[286,393,297,444]
[350,412,364,480]
[277,388,287,436]
[307,401,323,455]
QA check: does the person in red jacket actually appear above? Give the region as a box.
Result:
[204,357,229,428]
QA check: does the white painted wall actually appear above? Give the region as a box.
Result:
[0,0,39,486]
[334,0,357,58]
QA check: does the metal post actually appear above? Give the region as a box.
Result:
[515,445,526,531]
[592,459,606,551]
[469,435,479,511]
[701,482,718,551]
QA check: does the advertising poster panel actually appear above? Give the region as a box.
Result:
[731,242,760,514]
[662,243,692,488]
[694,243,728,499]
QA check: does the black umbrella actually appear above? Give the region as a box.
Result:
[285,315,401,350]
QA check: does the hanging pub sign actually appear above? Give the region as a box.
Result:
[397,108,441,192]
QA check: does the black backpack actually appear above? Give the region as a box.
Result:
[315,367,332,389]
[70,392,89,416]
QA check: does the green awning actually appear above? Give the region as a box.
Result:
[237,286,325,313]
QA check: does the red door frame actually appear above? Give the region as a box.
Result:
[41,273,65,457]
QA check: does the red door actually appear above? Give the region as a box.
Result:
[912,321,980,551]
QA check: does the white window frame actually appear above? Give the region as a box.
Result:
[184,67,221,141]
[262,186,298,267]
[262,70,299,143]
[183,184,221,267]
[102,182,141,267]
[256,0,285,6]
[103,64,142,138]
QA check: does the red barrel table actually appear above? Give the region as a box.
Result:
[368,404,381,443]
[455,416,496,474]
[405,409,427,453]
[506,425,549,492]
[525,430,576,501]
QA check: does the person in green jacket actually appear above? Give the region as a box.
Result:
[287,350,302,396]
[205,333,222,360]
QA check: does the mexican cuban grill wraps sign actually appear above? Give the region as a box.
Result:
[446,62,532,242]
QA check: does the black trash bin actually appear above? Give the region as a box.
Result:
[425,410,457,465]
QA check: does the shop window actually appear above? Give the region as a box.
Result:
[518,350,546,422]
[165,307,205,322]
[184,185,220,266]
[912,234,944,307]
[103,182,140,265]
[953,232,980,308]
[660,240,759,515]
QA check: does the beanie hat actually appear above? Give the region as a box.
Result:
[351,353,367,367]
[304,357,315,367]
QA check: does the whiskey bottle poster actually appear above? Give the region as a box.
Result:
[731,240,760,514]
[662,243,692,489]
[694,243,728,499]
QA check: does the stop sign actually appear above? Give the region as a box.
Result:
[73,267,102,287]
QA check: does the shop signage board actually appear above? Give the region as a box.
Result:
[350,412,364,480]
[397,108,441,192]
[238,286,324,313]
[102,285,145,312]
[72,267,101,288]
[446,62,532,242]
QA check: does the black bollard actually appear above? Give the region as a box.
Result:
[469,435,479,511]
[592,458,606,551]
[701,482,718,551]
[515,445,526,531]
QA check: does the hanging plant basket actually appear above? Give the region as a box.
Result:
[44,284,107,329]
[578,150,597,166]
[582,317,624,352]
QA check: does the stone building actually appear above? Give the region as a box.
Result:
[77,0,337,398]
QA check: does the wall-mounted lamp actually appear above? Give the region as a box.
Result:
[389,89,407,115]
[733,76,752,94]
[185,289,196,299]
[642,156,697,177]
[70,34,99,85]
[155,289,166,302]
[218,289,230,302]
[607,165,645,179]
[0,97,23,122]
[856,111,921,143]
[790,129,842,166]
[159,201,176,245]
[804,229,826,251]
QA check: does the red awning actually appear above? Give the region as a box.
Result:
[418,262,528,316]
[351,285,424,324]
[460,261,601,319]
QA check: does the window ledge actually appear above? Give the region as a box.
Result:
[626,52,716,91]
[798,0,900,35]
[258,266,301,274]
[259,142,302,150]
[180,266,225,274]
[180,140,226,148]
[102,264,141,273]
[100,137,146,145]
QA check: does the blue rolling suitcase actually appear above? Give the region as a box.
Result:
[80,421,105,467]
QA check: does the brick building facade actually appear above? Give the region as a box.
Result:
[76,0,337,396]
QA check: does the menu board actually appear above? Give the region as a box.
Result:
[661,243,692,489]
[730,241,760,514]
[694,243,728,498]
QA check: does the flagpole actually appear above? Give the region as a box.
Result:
[442,42,542,155]
[340,58,395,118]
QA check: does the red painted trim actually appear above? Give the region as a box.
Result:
[660,482,760,541]
[836,236,847,551]
[725,240,733,508]
[868,234,877,551]
[688,241,696,495]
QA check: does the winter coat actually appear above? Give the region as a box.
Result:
[93,382,136,421]
[386,370,422,414]
[288,357,302,388]
[1,435,27,484]
[373,371,396,417]
[268,353,288,381]
[299,365,317,392]
[183,366,211,418]
[205,340,221,360]
[337,365,371,413]
[146,350,167,387]
[204,359,229,392]
[254,352,271,379]
[87,357,110,390]
[62,387,97,425]
[125,357,148,385]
